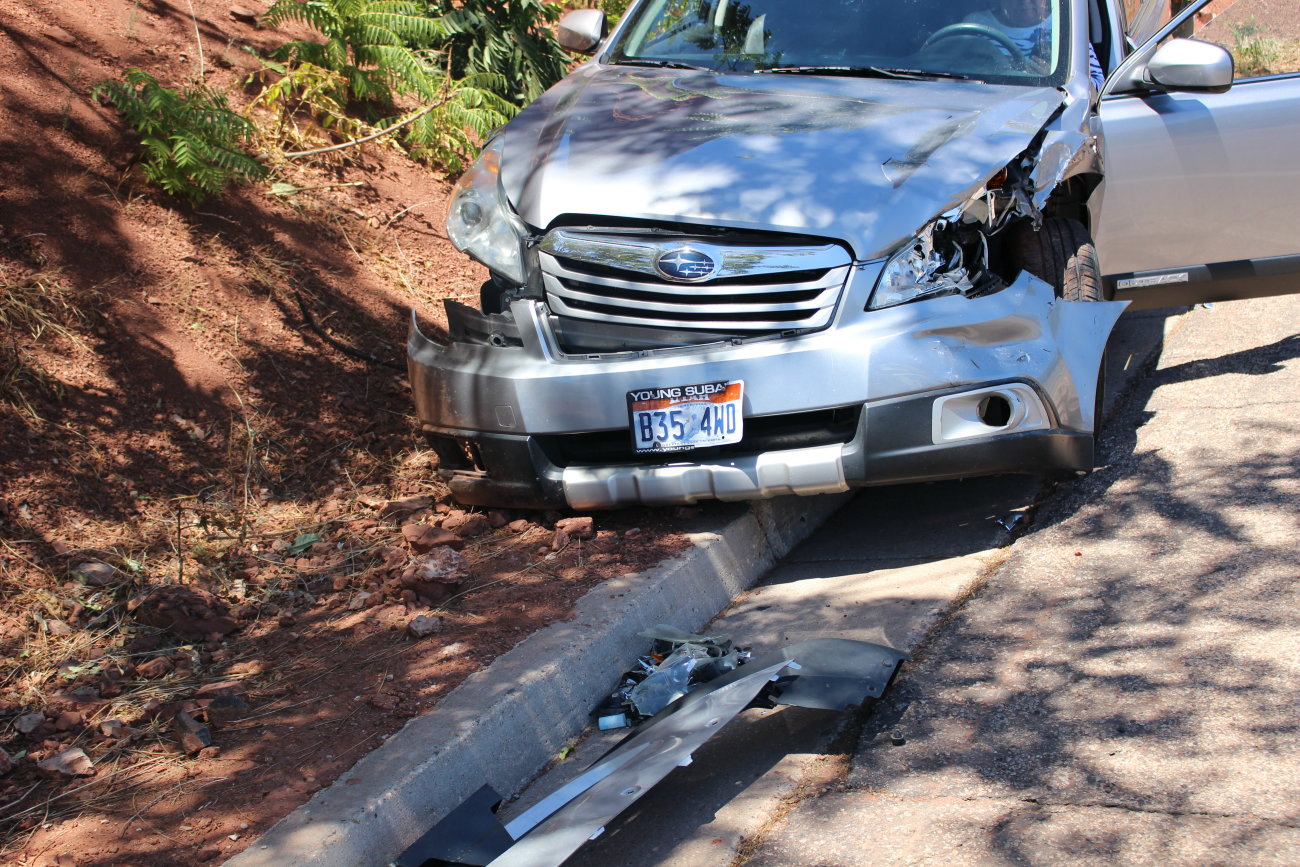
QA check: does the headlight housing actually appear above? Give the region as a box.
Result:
[446,138,529,284]
[868,218,973,310]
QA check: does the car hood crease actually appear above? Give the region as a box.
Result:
[499,65,1066,259]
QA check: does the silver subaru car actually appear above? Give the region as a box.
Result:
[408,0,1299,509]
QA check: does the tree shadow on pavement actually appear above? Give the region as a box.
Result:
[835,315,1300,862]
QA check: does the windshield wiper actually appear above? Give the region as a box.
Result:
[611,59,717,73]
[755,65,972,82]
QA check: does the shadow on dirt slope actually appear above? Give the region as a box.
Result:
[0,12,438,548]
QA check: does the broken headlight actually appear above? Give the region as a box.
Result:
[446,138,529,284]
[868,217,974,311]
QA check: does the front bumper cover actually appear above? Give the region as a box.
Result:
[408,269,1125,509]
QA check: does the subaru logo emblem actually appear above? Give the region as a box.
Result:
[655,248,717,282]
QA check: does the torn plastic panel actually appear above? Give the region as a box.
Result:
[392,637,907,867]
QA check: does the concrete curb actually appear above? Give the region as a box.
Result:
[224,491,851,867]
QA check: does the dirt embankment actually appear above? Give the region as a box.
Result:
[0,2,705,863]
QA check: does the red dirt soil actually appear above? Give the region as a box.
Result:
[0,3,714,864]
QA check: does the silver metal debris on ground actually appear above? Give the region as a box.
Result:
[392,633,907,867]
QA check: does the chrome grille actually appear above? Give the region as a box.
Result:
[537,230,852,333]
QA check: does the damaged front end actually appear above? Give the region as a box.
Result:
[409,78,1124,510]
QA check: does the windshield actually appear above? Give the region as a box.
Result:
[609,0,1072,85]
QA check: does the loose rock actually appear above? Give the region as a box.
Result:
[348,591,374,611]
[74,562,117,587]
[53,711,82,731]
[367,692,399,712]
[381,496,433,520]
[135,656,174,679]
[399,549,471,604]
[0,748,14,776]
[508,519,532,533]
[15,712,45,734]
[555,517,595,540]
[99,719,143,740]
[439,510,469,531]
[407,615,445,639]
[37,748,94,778]
[172,711,212,754]
[401,523,464,552]
[453,514,489,538]
[403,548,470,584]
[551,528,571,551]
[204,695,250,725]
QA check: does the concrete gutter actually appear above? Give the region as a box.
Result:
[223,492,851,867]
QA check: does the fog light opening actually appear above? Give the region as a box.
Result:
[977,395,1012,427]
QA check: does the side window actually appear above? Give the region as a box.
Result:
[1189,0,1300,79]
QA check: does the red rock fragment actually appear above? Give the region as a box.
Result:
[381,496,434,520]
[172,711,212,754]
[401,524,464,552]
[400,548,471,605]
[551,528,571,551]
[368,692,400,712]
[15,712,45,734]
[555,517,595,540]
[53,711,82,731]
[454,515,489,538]
[135,657,175,679]
[439,510,469,531]
[37,748,94,778]
[407,615,444,638]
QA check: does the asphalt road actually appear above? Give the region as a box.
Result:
[508,295,1299,866]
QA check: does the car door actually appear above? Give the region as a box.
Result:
[1092,0,1300,309]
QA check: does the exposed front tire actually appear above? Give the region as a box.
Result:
[1011,217,1104,302]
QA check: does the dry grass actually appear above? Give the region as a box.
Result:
[0,259,98,344]
[1227,21,1300,78]
[0,253,102,419]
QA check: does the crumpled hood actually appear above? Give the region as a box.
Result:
[498,65,1065,260]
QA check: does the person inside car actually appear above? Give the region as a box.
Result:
[966,0,1106,88]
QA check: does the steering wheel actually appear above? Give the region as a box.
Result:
[921,22,1025,61]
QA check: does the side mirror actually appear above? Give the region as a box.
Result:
[1144,38,1234,93]
[557,9,606,54]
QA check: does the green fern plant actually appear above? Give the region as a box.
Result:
[263,0,448,103]
[397,70,514,172]
[257,0,515,169]
[246,56,369,150]
[434,0,572,105]
[94,69,267,204]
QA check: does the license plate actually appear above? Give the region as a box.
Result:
[628,380,743,454]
